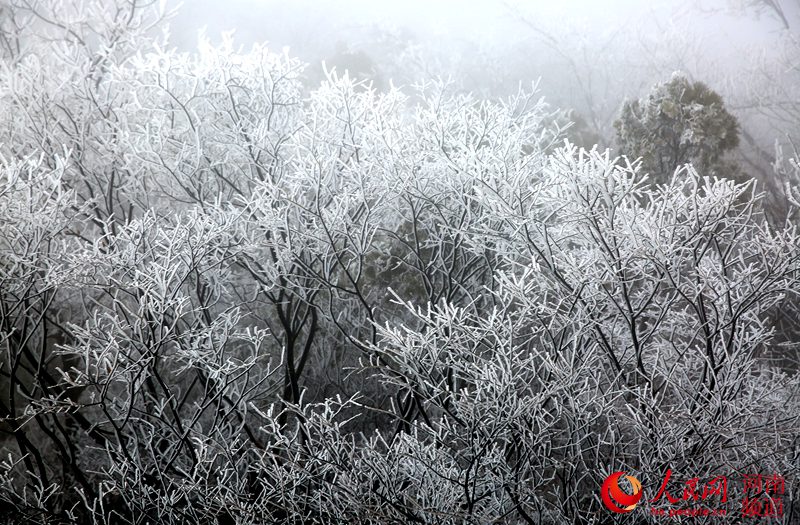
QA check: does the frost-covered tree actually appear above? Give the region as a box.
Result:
[614,73,741,185]
[0,1,798,523]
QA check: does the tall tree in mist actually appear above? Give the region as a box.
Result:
[614,73,741,185]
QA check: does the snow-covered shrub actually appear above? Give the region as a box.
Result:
[0,1,798,523]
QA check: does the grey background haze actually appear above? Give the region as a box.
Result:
[163,0,799,177]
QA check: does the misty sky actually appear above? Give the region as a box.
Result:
[166,0,786,58]
[163,0,798,145]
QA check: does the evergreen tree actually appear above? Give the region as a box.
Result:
[614,72,741,185]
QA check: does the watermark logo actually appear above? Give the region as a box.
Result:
[599,469,786,519]
[601,471,643,513]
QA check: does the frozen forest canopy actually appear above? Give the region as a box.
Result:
[0,0,799,523]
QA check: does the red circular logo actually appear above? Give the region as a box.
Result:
[601,471,642,513]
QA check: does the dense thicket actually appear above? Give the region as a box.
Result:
[0,2,798,523]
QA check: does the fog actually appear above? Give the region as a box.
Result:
[165,1,790,89]
[165,1,798,165]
